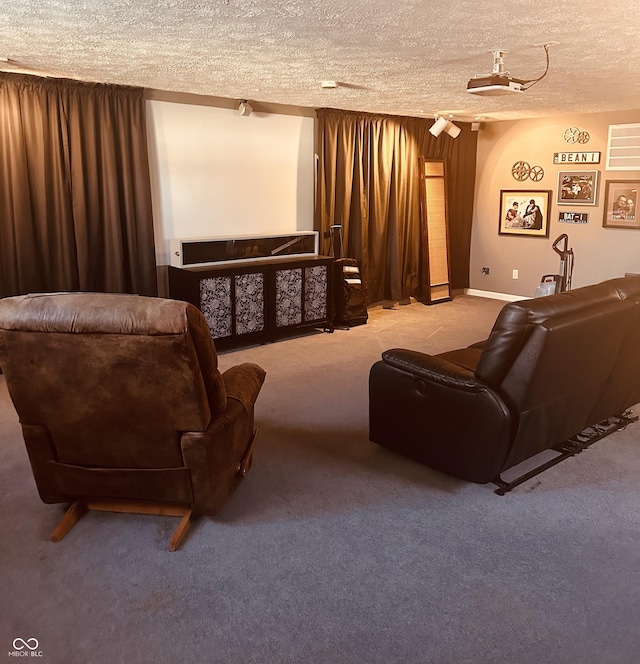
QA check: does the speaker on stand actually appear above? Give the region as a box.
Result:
[330,225,368,328]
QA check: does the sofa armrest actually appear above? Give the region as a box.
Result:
[222,363,266,411]
[370,351,513,484]
[181,397,256,515]
[382,348,486,392]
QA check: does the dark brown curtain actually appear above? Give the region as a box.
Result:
[0,73,157,298]
[316,109,477,303]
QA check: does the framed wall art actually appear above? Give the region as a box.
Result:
[602,180,640,229]
[498,190,551,237]
[556,170,599,205]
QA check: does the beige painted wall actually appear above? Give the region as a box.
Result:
[470,110,640,298]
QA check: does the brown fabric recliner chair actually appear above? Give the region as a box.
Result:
[0,292,266,550]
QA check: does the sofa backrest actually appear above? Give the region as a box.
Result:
[588,274,640,421]
[475,280,622,388]
[472,274,640,470]
[499,298,636,468]
[0,292,227,470]
[608,273,640,299]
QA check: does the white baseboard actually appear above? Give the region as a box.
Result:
[464,288,530,302]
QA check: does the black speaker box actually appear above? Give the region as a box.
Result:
[333,258,368,327]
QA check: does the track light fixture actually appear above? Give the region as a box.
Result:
[429,115,461,139]
[444,120,461,138]
[429,116,449,137]
[238,100,253,116]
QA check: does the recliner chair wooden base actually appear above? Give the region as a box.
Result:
[52,499,194,552]
[48,427,260,550]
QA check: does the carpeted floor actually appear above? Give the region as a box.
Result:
[1,295,639,664]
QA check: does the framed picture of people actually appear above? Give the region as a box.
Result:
[498,190,551,237]
[602,181,640,229]
[556,170,599,205]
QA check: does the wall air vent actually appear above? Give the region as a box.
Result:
[606,123,640,171]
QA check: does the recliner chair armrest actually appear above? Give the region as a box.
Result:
[382,348,486,392]
[222,363,266,411]
[181,397,256,515]
[370,353,513,483]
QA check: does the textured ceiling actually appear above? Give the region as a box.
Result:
[2,0,640,121]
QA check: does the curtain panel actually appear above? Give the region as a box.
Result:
[316,109,477,303]
[0,73,157,297]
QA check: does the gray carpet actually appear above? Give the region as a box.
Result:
[1,295,639,664]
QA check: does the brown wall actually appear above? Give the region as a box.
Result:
[470,109,640,298]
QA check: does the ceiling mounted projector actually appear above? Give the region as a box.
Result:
[467,50,524,96]
[467,46,553,96]
[466,74,525,96]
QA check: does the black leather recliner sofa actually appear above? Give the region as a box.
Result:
[369,275,640,489]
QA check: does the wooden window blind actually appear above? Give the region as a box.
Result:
[420,158,451,304]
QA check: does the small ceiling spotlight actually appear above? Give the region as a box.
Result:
[429,115,461,139]
[429,116,449,137]
[444,119,461,138]
[238,100,253,116]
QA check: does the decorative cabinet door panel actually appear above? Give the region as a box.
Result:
[199,272,265,339]
[234,272,265,335]
[168,256,332,346]
[275,268,303,327]
[274,263,329,329]
[304,265,328,322]
[200,276,232,339]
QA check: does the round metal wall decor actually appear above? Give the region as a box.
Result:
[512,161,531,181]
[529,165,544,181]
[512,161,544,181]
[564,127,590,144]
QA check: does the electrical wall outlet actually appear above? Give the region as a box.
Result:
[481,267,490,275]
[512,269,519,279]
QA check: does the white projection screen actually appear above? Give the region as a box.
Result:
[146,99,315,265]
